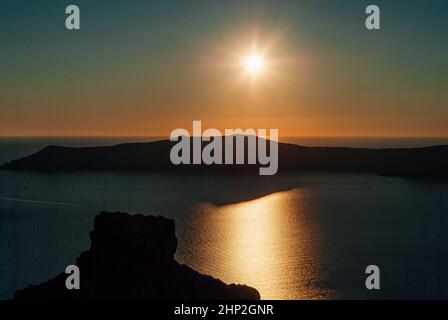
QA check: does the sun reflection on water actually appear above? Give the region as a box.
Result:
[178,190,334,299]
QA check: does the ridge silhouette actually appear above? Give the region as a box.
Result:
[1,136,448,179]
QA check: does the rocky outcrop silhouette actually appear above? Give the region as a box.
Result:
[2,137,448,179]
[14,212,260,300]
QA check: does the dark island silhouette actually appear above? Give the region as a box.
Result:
[14,211,260,300]
[1,136,448,179]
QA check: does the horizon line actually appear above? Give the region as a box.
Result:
[1,135,448,139]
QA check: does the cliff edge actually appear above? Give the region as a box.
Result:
[14,212,260,300]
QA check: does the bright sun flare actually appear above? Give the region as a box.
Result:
[244,54,264,75]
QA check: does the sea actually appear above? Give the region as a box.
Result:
[1,136,448,299]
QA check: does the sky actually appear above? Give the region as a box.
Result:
[0,0,447,137]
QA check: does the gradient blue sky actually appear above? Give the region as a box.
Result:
[0,0,446,136]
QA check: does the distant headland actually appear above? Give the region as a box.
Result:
[1,137,448,180]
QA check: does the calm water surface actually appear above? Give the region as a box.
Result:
[1,138,448,299]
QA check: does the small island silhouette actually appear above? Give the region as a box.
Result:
[14,212,260,300]
[1,136,448,179]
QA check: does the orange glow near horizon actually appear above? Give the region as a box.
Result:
[1,1,447,139]
[1,21,447,138]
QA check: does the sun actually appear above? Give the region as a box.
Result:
[244,54,264,75]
